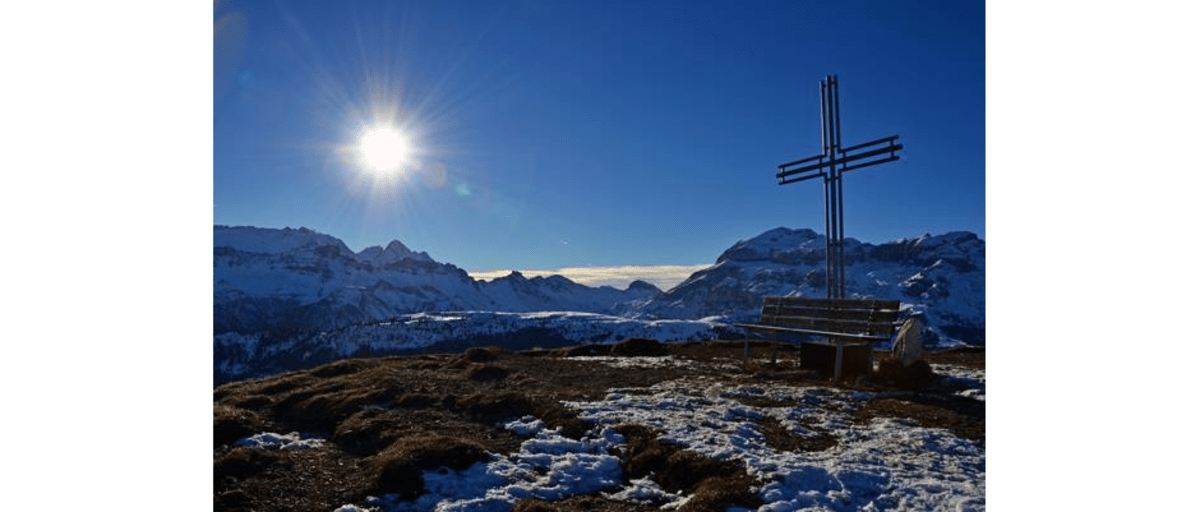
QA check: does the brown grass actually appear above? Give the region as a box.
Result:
[213,404,264,448]
[466,363,510,382]
[370,435,492,497]
[758,415,837,453]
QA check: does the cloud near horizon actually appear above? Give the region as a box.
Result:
[469,264,710,291]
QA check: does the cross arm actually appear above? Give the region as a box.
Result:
[838,136,902,173]
[777,154,832,184]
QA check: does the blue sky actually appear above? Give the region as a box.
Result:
[214,0,984,276]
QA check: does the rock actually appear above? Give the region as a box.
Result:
[892,317,925,367]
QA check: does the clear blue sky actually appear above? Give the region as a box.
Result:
[214,0,984,272]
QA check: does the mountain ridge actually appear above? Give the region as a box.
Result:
[213,225,983,383]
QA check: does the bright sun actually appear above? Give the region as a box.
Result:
[358,126,410,175]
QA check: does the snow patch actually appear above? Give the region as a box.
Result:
[235,431,324,450]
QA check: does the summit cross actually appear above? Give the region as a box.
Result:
[776,74,903,299]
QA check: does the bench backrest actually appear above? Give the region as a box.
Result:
[759,296,901,338]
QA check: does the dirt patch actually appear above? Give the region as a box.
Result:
[214,446,290,481]
[758,415,837,453]
[924,345,985,369]
[854,393,985,448]
[214,444,371,512]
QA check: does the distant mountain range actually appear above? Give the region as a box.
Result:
[214,225,983,383]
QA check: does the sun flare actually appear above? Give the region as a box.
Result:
[358,126,410,175]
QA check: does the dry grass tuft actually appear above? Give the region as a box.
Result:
[370,435,491,497]
[511,500,557,512]
[456,391,537,423]
[681,471,763,512]
[466,364,510,382]
[260,368,406,433]
[395,392,440,409]
[213,404,265,447]
[272,386,394,433]
[332,408,406,456]
[310,358,375,378]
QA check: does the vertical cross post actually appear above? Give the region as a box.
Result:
[821,75,845,299]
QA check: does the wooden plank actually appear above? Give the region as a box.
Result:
[764,296,900,311]
[760,305,899,323]
[737,323,890,342]
[758,311,897,328]
[758,313,894,329]
[764,296,899,308]
[758,317,896,337]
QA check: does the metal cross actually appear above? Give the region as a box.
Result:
[776,74,903,299]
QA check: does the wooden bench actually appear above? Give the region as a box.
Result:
[736,296,902,381]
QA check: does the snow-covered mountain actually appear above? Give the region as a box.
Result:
[355,240,435,266]
[214,226,661,335]
[213,225,983,383]
[629,227,984,346]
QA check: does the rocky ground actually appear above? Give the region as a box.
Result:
[214,340,985,512]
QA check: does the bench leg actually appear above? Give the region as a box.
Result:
[865,349,873,385]
[833,342,844,383]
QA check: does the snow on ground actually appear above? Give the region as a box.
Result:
[566,355,742,372]
[570,377,984,512]
[235,431,325,450]
[244,368,985,512]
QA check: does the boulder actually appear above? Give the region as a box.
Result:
[892,316,926,367]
